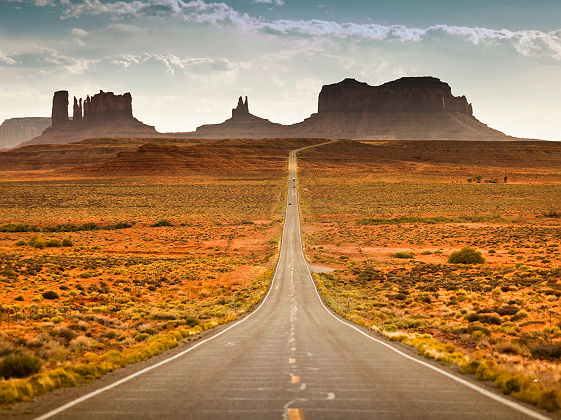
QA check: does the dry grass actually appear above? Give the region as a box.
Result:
[299,140,561,412]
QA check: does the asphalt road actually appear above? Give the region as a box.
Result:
[31,144,549,420]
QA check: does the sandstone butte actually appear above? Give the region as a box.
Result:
[20,90,162,146]
[190,77,511,140]
[16,76,523,147]
[0,117,51,149]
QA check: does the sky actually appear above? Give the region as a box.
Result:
[0,1,560,140]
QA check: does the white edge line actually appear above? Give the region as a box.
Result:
[292,150,550,420]
[34,176,294,420]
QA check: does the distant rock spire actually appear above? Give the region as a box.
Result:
[73,96,82,122]
[232,95,250,118]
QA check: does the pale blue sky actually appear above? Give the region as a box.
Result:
[1,0,560,140]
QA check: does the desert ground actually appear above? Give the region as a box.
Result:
[0,138,324,405]
[1,138,560,412]
[298,140,561,411]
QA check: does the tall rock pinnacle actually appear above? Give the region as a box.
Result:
[51,91,69,127]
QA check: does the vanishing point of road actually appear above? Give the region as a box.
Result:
[28,143,550,420]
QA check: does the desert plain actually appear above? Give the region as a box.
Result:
[0,137,560,413]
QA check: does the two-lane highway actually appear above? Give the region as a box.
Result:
[32,144,548,419]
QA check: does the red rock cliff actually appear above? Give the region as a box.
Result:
[83,91,133,122]
[318,77,473,115]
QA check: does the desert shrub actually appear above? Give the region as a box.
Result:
[102,330,118,339]
[151,219,173,227]
[53,327,76,342]
[114,222,133,229]
[28,235,45,249]
[511,311,528,322]
[393,251,415,259]
[466,313,502,325]
[448,247,485,264]
[134,333,150,342]
[0,352,42,379]
[543,210,561,218]
[14,295,24,301]
[496,341,526,355]
[14,240,26,246]
[45,239,62,248]
[530,343,561,359]
[62,238,73,247]
[496,305,520,316]
[185,317,200,327]
[42,290,59,300]
[0,224,39,233]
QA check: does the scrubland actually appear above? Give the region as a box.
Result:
[0,138,309,406]
[299,140,561,412]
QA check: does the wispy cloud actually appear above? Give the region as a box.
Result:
[0,50,17,65]
[253,0,285,6]
[0,46,94,73]
[57,0,561,61]
[111,52,236,75]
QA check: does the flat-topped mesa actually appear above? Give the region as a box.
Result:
[318,77,473,115]
[83,90,133,122]
[232,96,249,118]
[51,91,69,127]
[20,89,159,146]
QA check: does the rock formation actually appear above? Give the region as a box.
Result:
[22,90,160,146]
[317,77,473,114]
[0,117,51,149]
[83,91,133,122]
[51,91,69,127]
[193,96,285,138]
[232,96,249,118]
[73,97,82,122]
[183,76,511,140]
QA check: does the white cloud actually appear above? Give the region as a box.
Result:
[57,0,561,61]
[0,46,94,74]
[0,50,16,65]
[71,27,89,37]
[253,0,285,6]
[33,0,56,6]
[111,52,236,75]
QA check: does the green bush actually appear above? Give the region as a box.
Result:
[448,247,485,264]
[0,353,42,379]
[466,313,502,325]
[62,238,73,247]
[530,343,561,359]
[134,333,150,342]
[543,210,560,218]
[28,235,45,249]
[0,224,39,233]
[393,251,415,259]
[42,290,59,300]
[114,222,133,229]
[45,239,62,248]
[150,220,173,227]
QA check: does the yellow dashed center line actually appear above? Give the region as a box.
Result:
[291,347,296,352]
[288,408,305,420]
[289,358,296,364]
[291,375,300,383]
